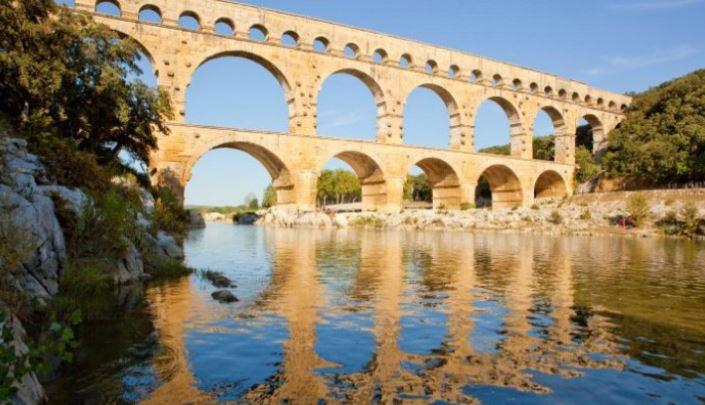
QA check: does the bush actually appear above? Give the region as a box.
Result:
[681,202,701,237]
[460,202,474,211]
[549,210,563,225]
[626,193,650,227]
[531,204,539,210]
[151,187,189,242]
[143,253,193,279]
[580,208,592,221]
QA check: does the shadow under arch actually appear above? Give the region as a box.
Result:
[412,157,462,209]
[186,141,295,206]
[320,150,387,211]
[579,114,605,155]
[191,51,295,125]
[476,164,523,209]
[315,68,387,138]
[534,170,567,200]
[403,83,461,147]
[475,96,523,154]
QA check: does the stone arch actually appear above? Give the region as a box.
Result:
[178,11,201,31]
[95,0,120,15]
[403,83,461,147]
[214,17,235,36]
[534,170,567,200]
[138,4,161,23]
[315,68,387,138]
[474,96,524,153]
[249,24,268,41]
[185,141,295,205]
[476,165,523,209]
[412,157,461,209]
[192,51,295,123]
[578,113,604,154]
[534,105,566,160]
[111,29,157,72]
[281,30,299,47]
[319,150,386,210]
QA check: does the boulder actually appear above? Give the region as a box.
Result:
[114,243,144,284]
[189,211,206,229]
[156,231,184,260]
[211,290,239,303]
[38,185,89,216]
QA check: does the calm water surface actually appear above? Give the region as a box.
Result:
[47,224,705,403]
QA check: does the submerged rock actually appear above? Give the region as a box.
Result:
[211,290,239,303]
[203,270,235,288]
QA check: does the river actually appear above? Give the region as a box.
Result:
[46,224,705,403]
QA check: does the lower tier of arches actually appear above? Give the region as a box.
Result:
[152,123,572,212]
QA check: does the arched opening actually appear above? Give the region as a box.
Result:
[316,70,383,140]
[475,97,522,154]
[492,74,503,88]
[178,11,200,31]
[138,5,161,24]
[448,65,460,79]
[406,158,461,210]
[512,78,523,90]
[186,54,290,131]
[532,107,566,161]
[313,37,329,52]
[577,114,604,155]
[400,54,412,68]
[95,0,120,16]
[281,31,299,48]
[403,84,458,148]
[214,18,234,36]
[317,152,385,211]
[425,60,439,74]
[534,170,567,200]
[344,43,359,59]
[470,70,482,83]
[249,25,267,41]
[372,49,387,64]
[475,165,523,209]
[185,144,294,208]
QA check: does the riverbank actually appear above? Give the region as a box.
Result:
[257,190,705,239]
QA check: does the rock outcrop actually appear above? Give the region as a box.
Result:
[1,137,188,404]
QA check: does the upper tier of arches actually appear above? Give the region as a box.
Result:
[81,0,630,115]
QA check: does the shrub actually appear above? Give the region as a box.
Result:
[626,193,650,227]
[664,198,675,207]
[151,187,189,242]
[549,210,563,225]
[580,208,592,221]
[681,202,701,237]
[531,204,539,210]
[460,203,474,211]
[143,253,193,279]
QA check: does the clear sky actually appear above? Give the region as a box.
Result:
[68,0,705,206]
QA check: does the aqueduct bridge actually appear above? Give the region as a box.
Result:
[75,0,631,211]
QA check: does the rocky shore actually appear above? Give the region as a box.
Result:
[257,194,705,239]
[0,138,185,403]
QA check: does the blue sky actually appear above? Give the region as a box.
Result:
[71,0,705,206]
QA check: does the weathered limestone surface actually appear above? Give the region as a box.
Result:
[73,0,631,212]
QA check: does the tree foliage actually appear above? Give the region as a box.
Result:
[0,0,172,186]
[602,69,705,184]
[317,169,361,206]
[262,184,277,208]
[404,173,432,202]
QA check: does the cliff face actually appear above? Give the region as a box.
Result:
[0,137,185,404]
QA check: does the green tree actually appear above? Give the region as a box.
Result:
[262,184,277,208]
[0,0,172,184]
[403,173,431,202]
[602,69,705,184]
[316,169,361,206]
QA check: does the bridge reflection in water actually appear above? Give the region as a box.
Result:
[135,227,669,404]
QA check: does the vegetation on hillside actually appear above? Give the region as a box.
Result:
[602,69,705,185]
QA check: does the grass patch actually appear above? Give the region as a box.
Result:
[143,253,192,279]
